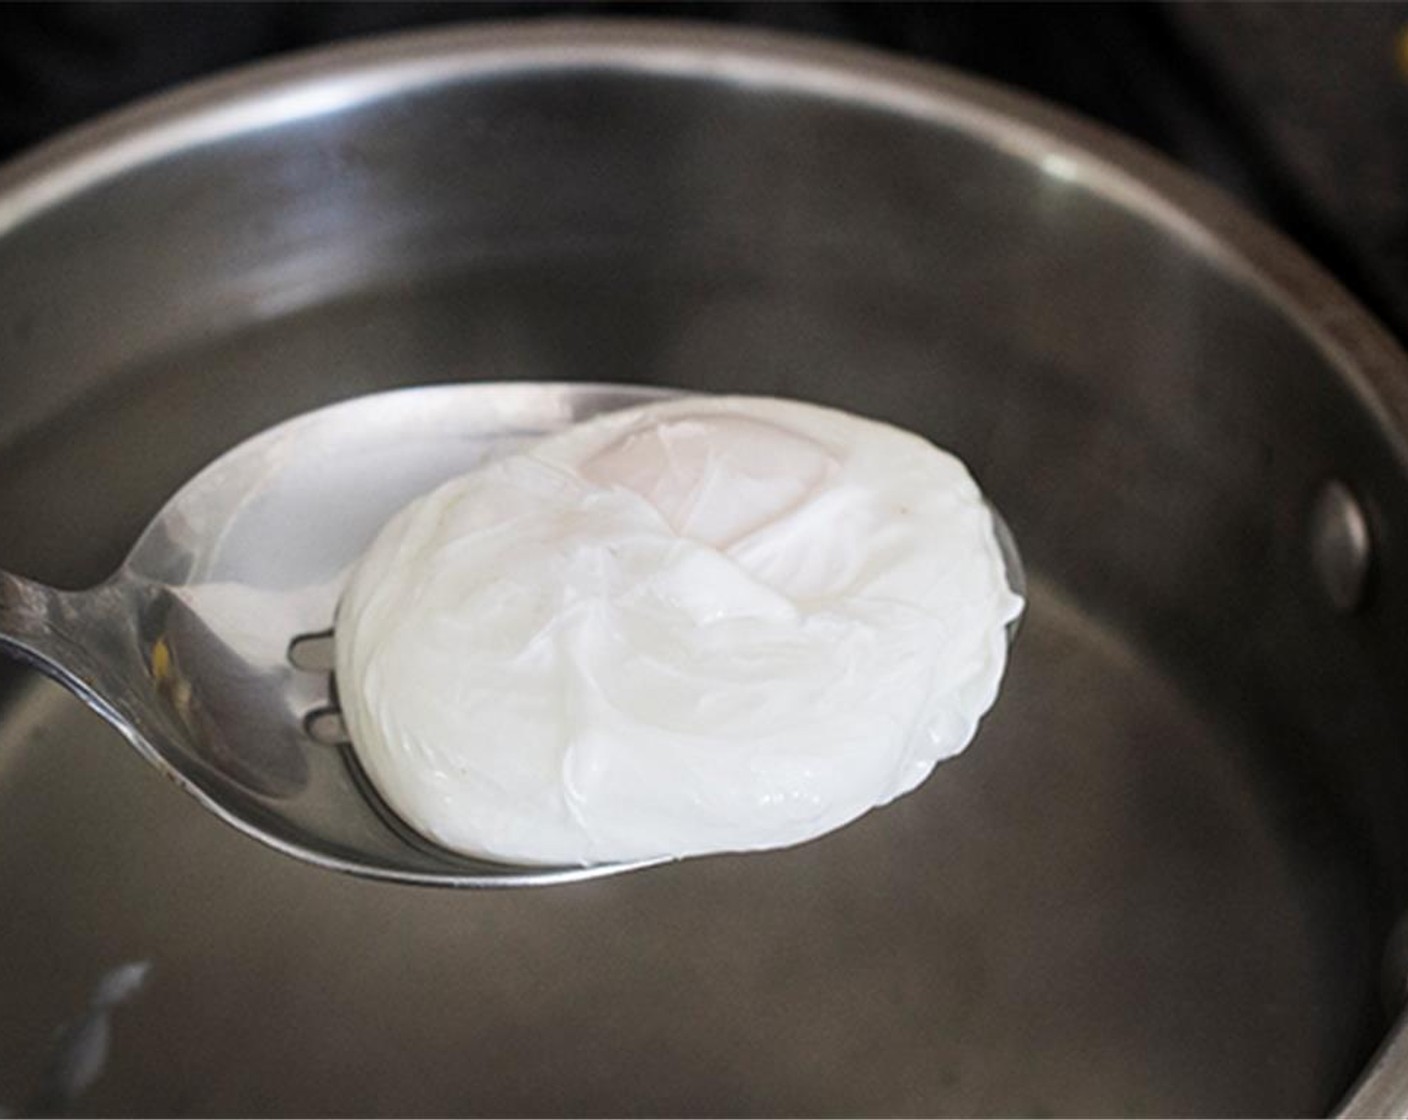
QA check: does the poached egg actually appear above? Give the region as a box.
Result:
[335,395,1022,865]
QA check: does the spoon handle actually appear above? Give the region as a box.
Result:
[0,570,173,795]
[0,570,104,684]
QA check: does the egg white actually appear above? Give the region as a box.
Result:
[335,395,1023,865]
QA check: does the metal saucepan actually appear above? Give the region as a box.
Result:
[2,22,1407,1116]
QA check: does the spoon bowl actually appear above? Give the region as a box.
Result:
[0,381,1023,886]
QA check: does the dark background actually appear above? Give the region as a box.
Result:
[1,2,1407,343]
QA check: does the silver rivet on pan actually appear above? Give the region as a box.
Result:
[1309,480,1373,614]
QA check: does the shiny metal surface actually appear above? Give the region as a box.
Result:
[0,383,679,887]
[3,19,1408,1116]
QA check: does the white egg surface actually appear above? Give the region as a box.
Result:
[335,395,1023,866]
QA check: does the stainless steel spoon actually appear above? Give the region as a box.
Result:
[0,382,1024,887]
